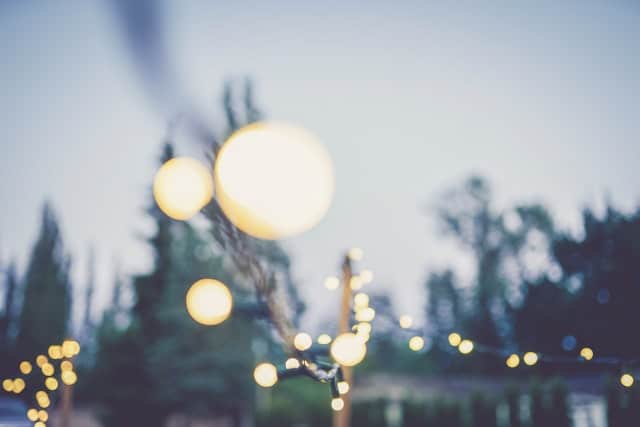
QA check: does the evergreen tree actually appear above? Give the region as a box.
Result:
[1,261,19,347]
[16,203,71,358]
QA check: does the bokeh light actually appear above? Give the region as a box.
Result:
[506,354,520,368]
[621,373,635,388]
[27,409,38,422]
[353,293,369,309]
[355,307,375,322]
[61,340,80,358]
[38,410,48,422]
[317,334,332,345]
[12,378,25,393]
[337,381,350,395]
[349,276,363,291]
[409,336,425,352]
[399,315,413,329]
[523,352,539,366]
[41,363,54,376]
[360,269,373,284]
[48,345,62,360]
[448,333,462,347]
[2,379,13,392]
[185,279,233,326]
[153,157,213,221]
[580,347,594,361]
[61,371,77,385]
[214,122,334,240]
[253,363,278,388]
[19,361,32,374]
[331,397,345,411]
[458,340,474,355]
[348,248,364,261]
[294,332,313,351]
[35,355,48,368]
[45,378,58,391]
[354,322,371,335]
[285,358,300,369]
[330,333,367,367]
[324,276,340,290]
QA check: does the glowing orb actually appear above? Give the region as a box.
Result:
[621,373,634,388]
[448,333,462,347]
[317,334,332,345]
[331,397,345,411]
[580,347,594,361]
[19,361,32,374]
[153,157,213,221]
[330,333,367,367]
[353,293,369,310]
[506,354,520,368]
[214,122,334,240]
[458,340,474,355]
[186,279,233,326]
[285,358,300,369]
[523,352,539,366]
[409,336,425,352]
[253,363,278,388]
[337,381,350,395]
[399,315,413,329]
[294,333,313,351]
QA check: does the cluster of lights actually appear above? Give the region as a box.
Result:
[445,333,474,355]
[1,339,80,427]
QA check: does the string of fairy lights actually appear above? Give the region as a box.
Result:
[1,339,80,427]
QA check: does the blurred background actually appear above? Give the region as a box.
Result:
[1,1,639,426]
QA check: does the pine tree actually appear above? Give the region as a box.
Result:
[16,202,71,358]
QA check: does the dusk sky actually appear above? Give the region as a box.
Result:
[1,0,638,329]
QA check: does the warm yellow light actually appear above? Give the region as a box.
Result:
[325,276,340,290]
[45,378,58,391]
[34,422,45,427]
[36,391,50,408]
[285,358,300,369]
[35,391,47,401]
[354,322,371,335]
[349,276,363,290]
[12,378,25,393]
[2,379,13,392]
[348,248,364,261]
[253,363,278,388]
[353,293,369,310]
[355,307,375,322]
[409,336,425,352]
[330,333,367,367]
[459,340,474,355]
[621,373,635,388]
[331,397,345,411]
[61,371,77,385]
[41,363,54,377]
[360,269,373,284]
[215,122,334,240]
[153,157,213,221]
[523,352,539,366]
[38,410,48,422]
[317,334,332,345]
[48,345,62,360]
[19,361,32,374]
[60,361,73,372]
[448,333,462,347]
[399,315,413,329]
[506,354,520,368]
[35,355,48,368]
[337,381,350,395]
[27,409,38,422]
[294,333,313,351]
[186,279,233,326]
[580,347,594,361]
[62,341,74,358]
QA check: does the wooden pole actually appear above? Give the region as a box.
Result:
[333,255,353,427]
[59,357,73,427]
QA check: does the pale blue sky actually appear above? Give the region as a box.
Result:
[1,0,639,328]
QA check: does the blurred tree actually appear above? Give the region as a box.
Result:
[15,203,71,358]
[425,269,460,339]
[0,261,18,348]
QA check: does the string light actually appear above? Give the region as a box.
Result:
[34,422,45,427]
[285,358,300,369]
[458,340,474,355]
[45,378,58,391]
[61,340,80,358]
[2,379,13,392]
[337,381,350,395]
[60,361,73,372]
[409,336,425,352]
[61,371,77,386]
[27,409,38,422]
[12,378,25,394]
[580,347,594,361]
[360,269,373,284]
[353,293,369,309]
[35,355,48,368]
[506,354,520,368]
[448,333,462,347]
[355,307,375,322]
[19,361,32,374]
[399,315,413,329]
[48,345,63,360]
[349,276,363,290]
[185,279,233,326]
[38,410,48,422]
[253,363,278,388]
[41,363,54,377]
[331,397,345,411]
[325,276,340,290]
[294,333,313,351]
[317,334,332,345]
[330,333,367,367]
[523,352,539,366]
[354,322,371,335]
[621,373,634,388]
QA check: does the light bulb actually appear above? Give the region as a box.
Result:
[153,157,213,221]
[523,352,539,366]
[409,336,425,352]
[331,397,345,411]
[330,333,367,367]
[294,333,313,351]
[186,279,233,326]
[458,340,474,355]
[253,363,278,388]
[399,315,413,329]
[215,122,334,240]
[506,354,520,368]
